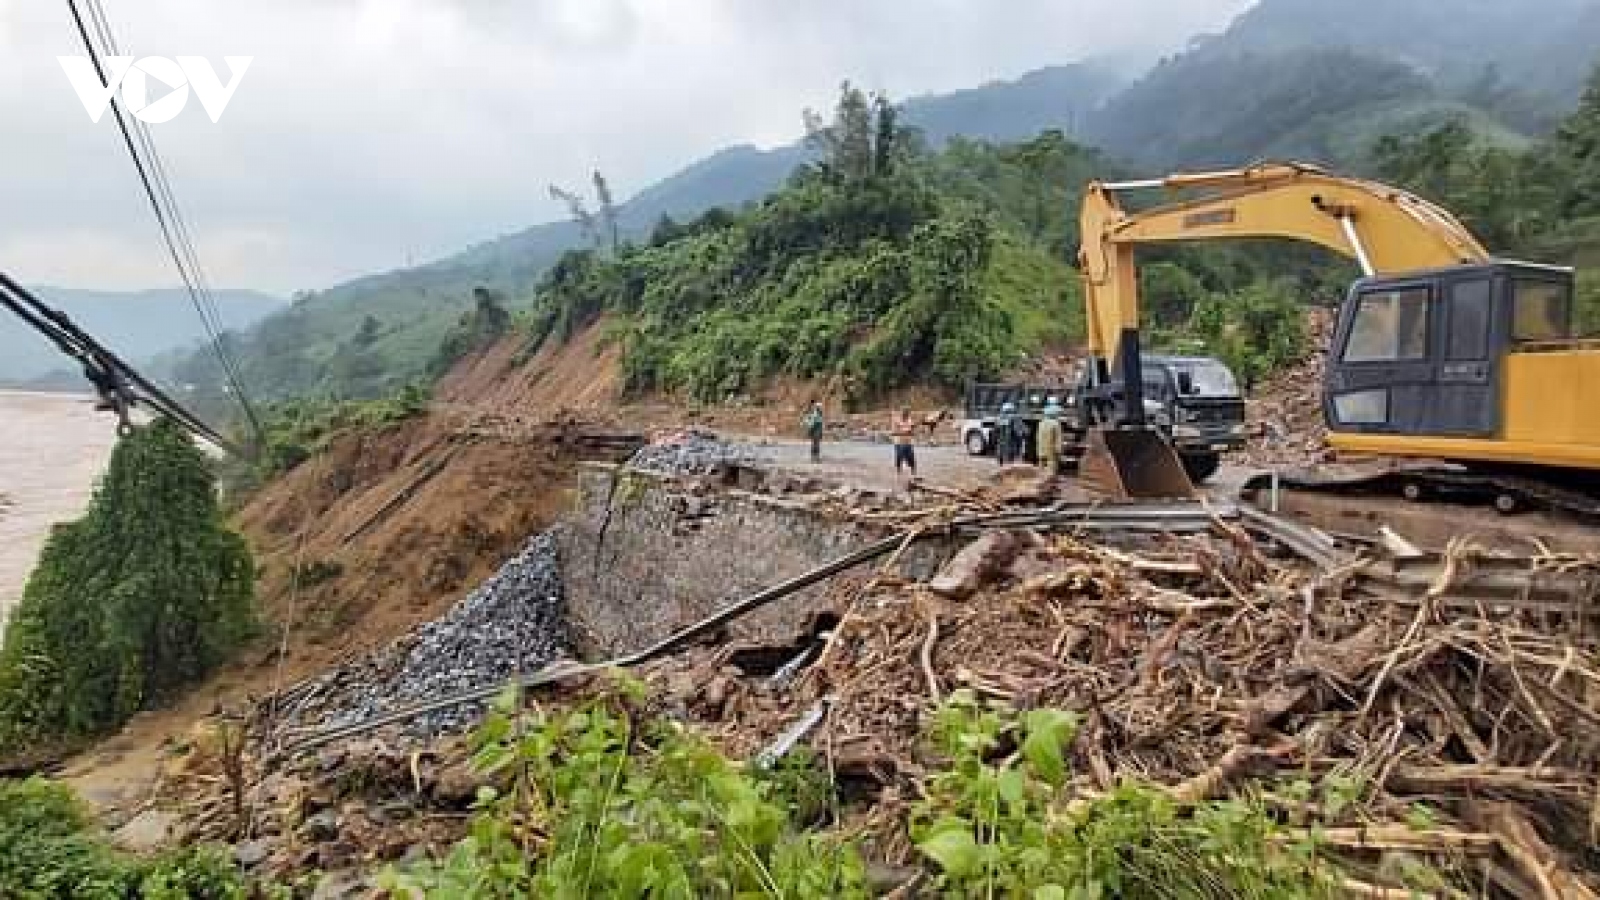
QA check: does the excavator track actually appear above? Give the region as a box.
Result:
[1241,460,1600,554]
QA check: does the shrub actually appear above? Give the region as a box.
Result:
[380,685,867,898]
[0,419,257,756]
[0,778,249,899]
[911,692,1342,899]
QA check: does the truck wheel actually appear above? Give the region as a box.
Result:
[964,430,989,456]
[1180,452,1220,484]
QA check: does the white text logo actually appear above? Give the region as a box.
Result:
[58,56,252,123]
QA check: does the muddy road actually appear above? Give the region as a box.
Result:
[0,391,118,626]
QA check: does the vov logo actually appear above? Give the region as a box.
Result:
[58,56,253,124]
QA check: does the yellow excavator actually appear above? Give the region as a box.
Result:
[1073,161,1600,506]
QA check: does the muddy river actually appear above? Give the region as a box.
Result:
[0,391,119,627]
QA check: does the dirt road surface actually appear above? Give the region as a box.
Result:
[754,438,995,492]
[0,391,118,627]
[756,437,1255,499]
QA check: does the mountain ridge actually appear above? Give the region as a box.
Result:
[0,287,283,386]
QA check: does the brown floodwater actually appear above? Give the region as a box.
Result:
[0,391,119,626]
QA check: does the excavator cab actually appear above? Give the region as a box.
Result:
[1325,261,1576,445]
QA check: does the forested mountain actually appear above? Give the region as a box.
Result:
[157,64,1121,409]
[0,287,282,387]
[165,0,1600,421]
[1193,0,1600,114]
[1083,0,1600,166]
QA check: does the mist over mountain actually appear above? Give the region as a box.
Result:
[0,287,283,387]
[162,0,1600,411]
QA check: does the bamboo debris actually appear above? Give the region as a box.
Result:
[644,521,1600,897]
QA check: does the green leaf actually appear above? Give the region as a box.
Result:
[1034,886,1067,900]
[1021,708,1077,787]
[997,768,1028,810]
[919,827,981,878]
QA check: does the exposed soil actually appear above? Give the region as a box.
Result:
[60,410,601,815]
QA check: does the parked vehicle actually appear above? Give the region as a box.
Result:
[961,354,1246,482]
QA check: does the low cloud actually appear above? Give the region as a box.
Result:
[0,0,1253,293]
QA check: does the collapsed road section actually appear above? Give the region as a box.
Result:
[163,432,1600,895]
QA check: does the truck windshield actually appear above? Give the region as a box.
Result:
[1174,361,1238,397]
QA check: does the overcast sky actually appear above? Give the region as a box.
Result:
[0,0,1254,295]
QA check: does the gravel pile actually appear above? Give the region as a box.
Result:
[286,529,569,737]
[628,430,762,477]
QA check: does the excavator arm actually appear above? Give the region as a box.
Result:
[1077,161,1490,370]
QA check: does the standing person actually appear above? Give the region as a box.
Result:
[802,399,825,463]
[1037,399,1064,471]
[892,407,918,483]
[996,402,1019,465]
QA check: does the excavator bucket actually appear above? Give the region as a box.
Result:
[1078,428,1196,500]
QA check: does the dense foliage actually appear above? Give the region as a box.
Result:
[386,689,1359,898]
[0,778,248,899]
[255,386,429,476]
[525,87,1091,403]
[0,419,256,756]
[1369,67,1600,332]
[913,694,1346,898]
[382,684,866,898]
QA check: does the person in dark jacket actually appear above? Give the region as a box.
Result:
[802,400,825,463]
[996,401,1019,464]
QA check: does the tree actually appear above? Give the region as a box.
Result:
[804,82,914,184]
[0,419,256,755]
[1547,66,1600,219]
[549,184,602,250]
[593,170,621,253]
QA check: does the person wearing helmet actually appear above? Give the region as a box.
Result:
[1037,399,1064,471]
[996,401,1019,465]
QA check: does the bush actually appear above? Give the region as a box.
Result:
[255,386,428,477]
[381,685,867,898]
[0,777,249,899]
[911,693,1342,898]
[0,419,257,756]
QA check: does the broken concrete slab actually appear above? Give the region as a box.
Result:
[929,531,1022,599]
[112,809,180,853]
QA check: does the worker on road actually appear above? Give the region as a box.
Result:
[1037,399,1064,471]
[996,402,1019,465]
[892,407,918,484]
[803,399,825,463]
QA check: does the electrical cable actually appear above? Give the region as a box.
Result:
[81,0,261,434]
[64,0,267,450]
[0,273,242,454]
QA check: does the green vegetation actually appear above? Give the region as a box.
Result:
[256,385,428,476]
[427,288,512,381]
[1370,67,1600,331]
[0,778,248,899]
[914,693,1341,898]
[382,684,866,898]
[0,420,256,757]
[524,87,1100,404]
[385,688,1365,898]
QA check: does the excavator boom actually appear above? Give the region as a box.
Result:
[1073,159,1600,499]
[1078,161,1488,368]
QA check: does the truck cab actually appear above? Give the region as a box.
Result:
[1068,354,1246,482]
[962,355,1246,482]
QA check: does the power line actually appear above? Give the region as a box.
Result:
[64,0,267,449]
[79,0,258,433]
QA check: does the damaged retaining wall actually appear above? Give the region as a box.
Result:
[557,463,950,658]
